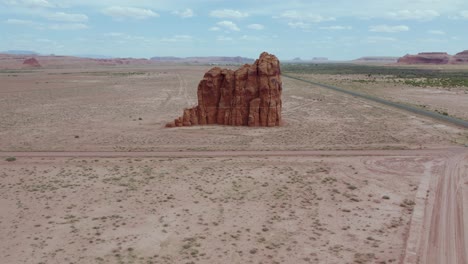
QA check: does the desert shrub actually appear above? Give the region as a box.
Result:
[5,157,16,162]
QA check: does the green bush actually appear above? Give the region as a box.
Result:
[5,157,16,162]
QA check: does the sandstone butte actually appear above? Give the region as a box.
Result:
[22,57,41,68]
[166,52,282,128]
[453,50,468,63]
[397,50,468,64]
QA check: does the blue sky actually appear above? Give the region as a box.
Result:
[1,0,467,60]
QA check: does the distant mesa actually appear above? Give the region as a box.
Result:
[453,50,468,63]
[292,57,302,61]
[397,52,451,65]
[3,50,38,55]
[397,50,468,65]
[22,57,41,68]
[166,52,282,128]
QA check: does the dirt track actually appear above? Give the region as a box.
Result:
[0,148,460,158]
[402,148,468,264]
[422,150,468,264]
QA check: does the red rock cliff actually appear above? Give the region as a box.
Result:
[397,52,451,65]
[166,52,282,127]
[453,50,468,64]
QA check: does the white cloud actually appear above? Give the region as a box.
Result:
[49,23,88,30]
[44,12,88,22]
[3,0,54,8]
[240,35,262,41]
[288,22,309,29]
[461,10,468,18]
[103,6,159,20]
[103,32,148,42]
[172,8,194,18]
[369,25,409,33]
[210,9,248,19]
[35,38,54,43]
[161,35,193,42]
[320,25,352,30]
[6,17,88,30]
[247,24,264,30]
[216,20,240,31]
[417,37,447,43]
[366,36,397,43]
[5,18,35,25]
[209,26,220,31]
[104,32,125,37]
[428,30,445,35]
[278,10,335,23]
[387,10,440,20]
[217,36,233,41]
[5,18,45,29]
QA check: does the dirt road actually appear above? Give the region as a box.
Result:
[404,148,468,263]
[0,148,460,158]
[422,150,468,263]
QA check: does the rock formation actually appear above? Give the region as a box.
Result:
[166,52,282,127]
[22,57,41,67]
[397,52,451,65]
[453,50,468,64]
[397,50,468,65]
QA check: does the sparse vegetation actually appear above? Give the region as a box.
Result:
[284,63,468,89]
[283,63,468,83]
[5,157,16,162]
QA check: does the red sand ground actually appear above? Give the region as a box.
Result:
[0,64,467,263]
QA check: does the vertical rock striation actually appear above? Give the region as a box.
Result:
[166,52,282,127]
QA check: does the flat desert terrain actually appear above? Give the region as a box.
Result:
[1,64,467,264]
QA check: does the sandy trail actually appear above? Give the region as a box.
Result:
[421,150,468,264]
[404,148,468,263]
[0,148,460,158]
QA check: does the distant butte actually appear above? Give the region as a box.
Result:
[166,52,283,128]
[22,57,41,68]
[453,50,468,63]
[397,50,468,64]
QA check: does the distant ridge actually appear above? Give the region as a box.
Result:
[2,50,38,55]
[150,56,255,64]
[74,54,115,59]
[352,56,399,64]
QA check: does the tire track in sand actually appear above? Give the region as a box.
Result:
[423,151,467,264]
[405,149,468,263]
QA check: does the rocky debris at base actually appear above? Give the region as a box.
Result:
[166,52,283,128]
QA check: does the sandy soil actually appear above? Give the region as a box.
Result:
[0,66,466,152]
[1,150,449,264]
[1,64,467,263]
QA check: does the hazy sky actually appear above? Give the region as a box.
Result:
[1,0,467,60]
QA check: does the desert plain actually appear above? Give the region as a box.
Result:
[1,62,467,264]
